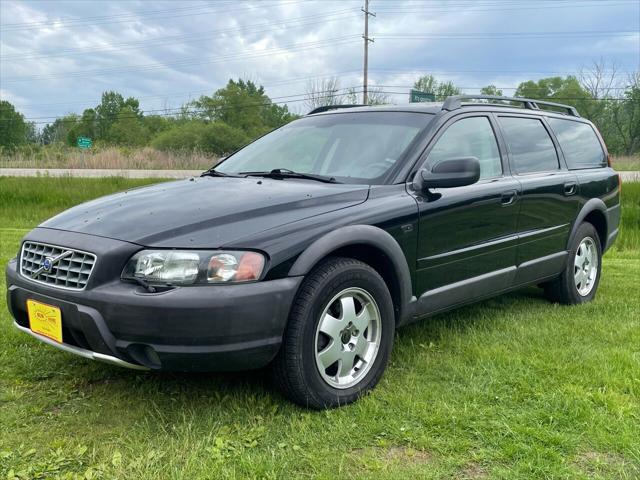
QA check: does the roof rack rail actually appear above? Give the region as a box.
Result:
[307,104,366,115]
[441,95,580,117]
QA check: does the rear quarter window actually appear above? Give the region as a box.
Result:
[547,118,606,169]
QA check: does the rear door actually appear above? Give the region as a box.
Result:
[496,114,581,284]
[411,113,521,313]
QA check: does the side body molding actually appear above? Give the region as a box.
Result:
[568,198,608,249]
[288,225,414,325]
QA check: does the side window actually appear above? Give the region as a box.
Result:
[547,118,606,169]
[498,117,559,174]
[427,117,502,179]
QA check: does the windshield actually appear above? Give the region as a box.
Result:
[215,111,433,184]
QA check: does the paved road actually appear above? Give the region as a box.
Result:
[1,168,639,182]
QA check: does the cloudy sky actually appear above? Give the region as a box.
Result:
[1,0,639,124]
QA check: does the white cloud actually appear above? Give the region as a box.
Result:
[1,0,638,120]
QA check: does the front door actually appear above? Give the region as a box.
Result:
[411,114,521,314]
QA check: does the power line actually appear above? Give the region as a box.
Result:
[0,9,360,61]
[0,1,306,31]
[1,36,362,83]
[14,86,360,122]
[374,1,638,14]
[10,71,366,109]
[7,90,632,127]
[376,31,639,39]
[8,90,365,126]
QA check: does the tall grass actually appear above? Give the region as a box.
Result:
[612,155,640,171]
[0,145,216,170]
[616,181,640,252]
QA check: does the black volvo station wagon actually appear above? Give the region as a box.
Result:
[6,95,621,408]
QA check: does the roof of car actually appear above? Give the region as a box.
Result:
[308,103,444,115]
[307,95,584,120]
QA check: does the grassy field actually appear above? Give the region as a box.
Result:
[0,178,638,479]
[1,147,636,173]
[0,146,215,170]
[612,155,640,172]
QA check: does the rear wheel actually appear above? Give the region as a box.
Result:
[544,222,602,304]
[271,257,394,409]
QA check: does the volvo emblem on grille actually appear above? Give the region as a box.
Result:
[31,250,73,278]
[41,257,54,272]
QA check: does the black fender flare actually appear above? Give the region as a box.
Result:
[567,198,608,249]
[288,225,414,322]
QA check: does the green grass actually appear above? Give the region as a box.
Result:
[1,178,639,479]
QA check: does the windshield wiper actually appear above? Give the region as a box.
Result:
[201,168,232,178]
[239,168,340,184]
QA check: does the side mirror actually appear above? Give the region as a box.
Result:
[413,157,480,190]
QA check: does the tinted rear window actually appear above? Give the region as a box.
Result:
[498,117,559,174]
[547,118,606,169]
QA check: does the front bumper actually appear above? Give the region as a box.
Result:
[6,253,302,372]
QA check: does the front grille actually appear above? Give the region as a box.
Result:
[20,241,96,290]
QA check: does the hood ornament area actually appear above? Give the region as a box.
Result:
[31,250,73,278]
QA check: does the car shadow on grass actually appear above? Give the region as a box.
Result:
[66,285,550,410]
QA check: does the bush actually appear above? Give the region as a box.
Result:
[151,121,249,156]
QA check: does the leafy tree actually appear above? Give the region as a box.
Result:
[151,121,248,156]
[190,79,279,137]
[515,76,592,110]
[261,102,296,130]
[413,75,438,95]
[67,109,97,145]
[200,122,250,156]
[143,115,173,138]
[95,91,140,139]
[480,85,503,96]
[0,100,28,150]
[609,74,640,154]
[107,106,149,146]
[413,75,462,100]
[25,122,38,143]
[151,122,209,152]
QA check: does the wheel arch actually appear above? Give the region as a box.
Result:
[569,199,608,251]
[288,225,413,325]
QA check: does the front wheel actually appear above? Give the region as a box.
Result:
[271,257,395,409]
[544,222,602,304]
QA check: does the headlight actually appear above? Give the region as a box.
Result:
[122,250,266,285]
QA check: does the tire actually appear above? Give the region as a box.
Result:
[544,222,602,305]
[271,257,395,409]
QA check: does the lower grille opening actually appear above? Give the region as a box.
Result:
[126,344,162,369]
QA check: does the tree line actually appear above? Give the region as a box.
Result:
[0,79,296,156]
[1,67,639,157]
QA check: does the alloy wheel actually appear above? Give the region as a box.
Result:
[314,287,382,389]
[574,237,598,296]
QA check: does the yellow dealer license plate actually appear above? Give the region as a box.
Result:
[27,299,63,343]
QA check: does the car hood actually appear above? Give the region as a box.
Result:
[40,176,369,248]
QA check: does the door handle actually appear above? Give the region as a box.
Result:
[564,182,577,196]
[501,190,518,206]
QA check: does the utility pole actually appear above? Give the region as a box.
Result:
[362,0,375,105]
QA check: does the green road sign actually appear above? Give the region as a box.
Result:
[77,136,92,149]
[409,89,436,103]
